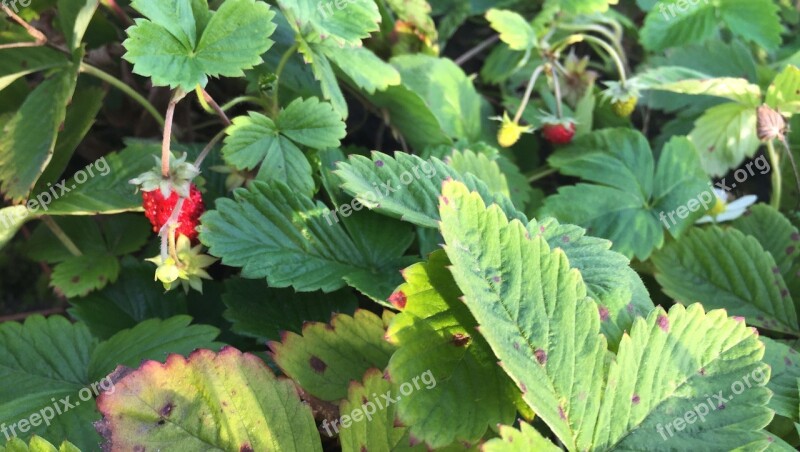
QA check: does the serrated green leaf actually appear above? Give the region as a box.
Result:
[733,204,800,277]
[320,44,401,94]
[486,9,534,51]
[689,102,760,177]
[124,0,276,90]
[338,368,424,452]
[96,347,322,451]
[68,256,189,339]
[222,112,315,195]
[222,277,357,341]
[640,0,717,52]
[200,180,409,293]
[0,436,81,452]
[439,180,772,450]
[385,251,518,448]
[446,149,510,200]
[0,47,69,91]
[761,337,800,420]
[653,226,798,334]
[362,84,452,149]
[543,131,709,260]
[334,151,525,229]
[87,316,220,381]
[50,253,120,297]
[277,0,381,47]
[718,0,781,51]
[57,0,99,50]
[0,64,78,202]
[653,77,761,106]
[297,40,349,118]
[275,97,346,149]
[270,310,395,401]
[482,422,561,452]
[766,65,800,116]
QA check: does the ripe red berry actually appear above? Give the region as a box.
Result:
[542,122,576,145]
[142,184,204,241]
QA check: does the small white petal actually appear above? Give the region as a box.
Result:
[725,195,757,211]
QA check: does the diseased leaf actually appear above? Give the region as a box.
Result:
[50,253,120,298]
[269,310,395,401]
[96,347,322,451]
[766,65,800,116]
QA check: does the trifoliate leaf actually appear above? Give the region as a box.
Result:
[269,310,395,401]
[123,0,276,90]
[439,180,773,450]
[542,131,709,260]
[96,347,321,451]
[385,251,518,448]
[486,9,535,51]
[652,226,798,334]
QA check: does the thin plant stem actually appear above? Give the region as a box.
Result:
[41,217,82,256]
[455,35,500,66]
[556,22,627,68]
[514,65,545,124]
[161,90,186,177]
[80,63,166,127]
[273,43,299,113]
[0,4,47,49]
[767,139,782,208]
[551,65,564,118]
[580,34,627,84]
[160,198,185,260]
[194,130,227,168]
[527,166,557,182]
[221,96,269,112]
[201,88,231,126]
[102,0,133,26]
[780,135,800,207]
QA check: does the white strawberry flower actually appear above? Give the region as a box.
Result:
[696,188,757,224]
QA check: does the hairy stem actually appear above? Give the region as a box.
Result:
[0,4,47,49]
[200,88,231,126]
[80,63,166,127]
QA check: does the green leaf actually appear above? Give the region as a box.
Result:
[269,310,395,401]
[766,65,800,116]
[96,347,322,451]
[123,0,276,90]
[222,112,315,196]
[57,0,99,50]
[222,277,357,341]
[50,253,120,298]
[334,151,525,229]
[200,180,409,293]
[439,180,772,450]
[485,9,535,51]
[0,65,78,202]
[689,102,760,177]
[652,226,798,334]
[337,368,424,452]
[543,132,709,260]
[68,256,189,339]
[733,204,800,277]
[275,97,346,149]
[87,316,220,381]
[544,0,617,15]
[761,337,800,420]
[0,206,33,249]
[297,40,349,118]
[0,436,81,452]
[320,44,402,94]
[277,0,381,47]
[446,149,510,200]
[0,47,69,91]
[0,316,99,449]
[718,0,781,51]
[482,422,561,452]
[385,251,518,448]
[640,0,717,51]
[652,77,761,106]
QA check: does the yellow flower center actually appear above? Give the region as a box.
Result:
[709,197,726,216]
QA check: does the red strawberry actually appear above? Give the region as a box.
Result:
[142,184,204,241]
[542,121,576,145]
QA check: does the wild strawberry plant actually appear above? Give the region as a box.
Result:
[1,0,800,451]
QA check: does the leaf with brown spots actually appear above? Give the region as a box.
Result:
[96,347,321,452]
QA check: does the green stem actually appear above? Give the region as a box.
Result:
[554,34,627,84]
[514,64,545,124]
[273,43,299,114]
[79,63,165,127]
[550,65,563,119]
[41,217,82,256]
[556,23,627,68]
[221,96,269,112]
[527,166,557,183]
[767,139,782,208]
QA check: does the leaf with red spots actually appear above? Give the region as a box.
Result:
[440,181,773,450]
[384,251,518,448]
[337,369,424,452]
[653,226,798,334]
[482,422,560,452]
[733,204,800,278]
[761,337,800,419]
[269,310,396,401]
[96,347,321,451]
